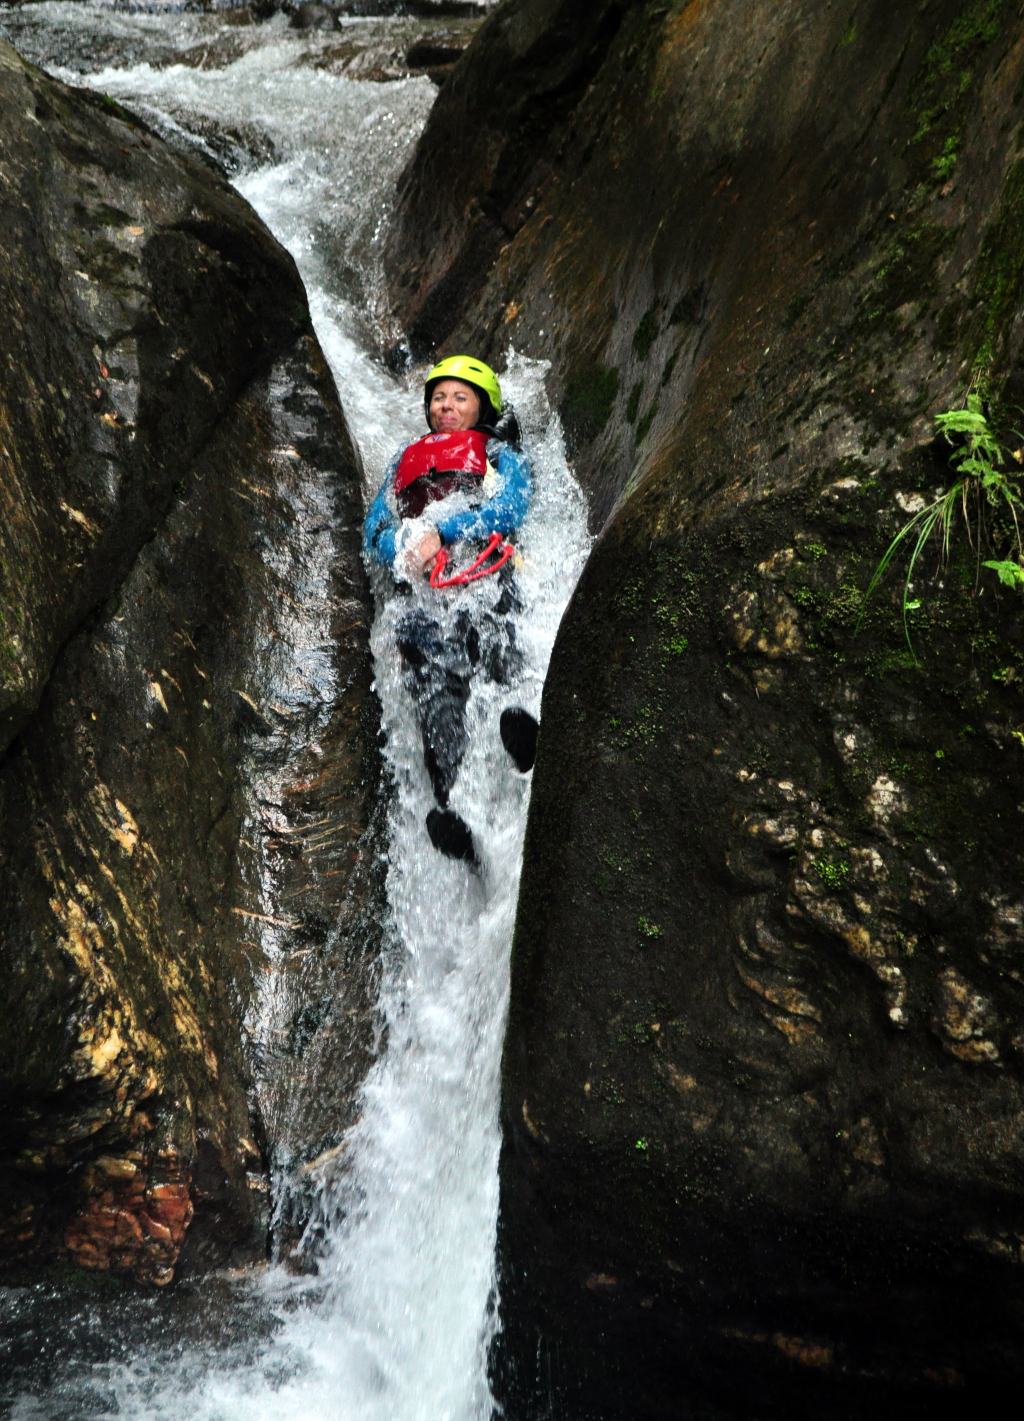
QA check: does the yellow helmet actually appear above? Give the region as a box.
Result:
[425,355,502,415]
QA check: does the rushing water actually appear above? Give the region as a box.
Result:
[0,5,591,1417]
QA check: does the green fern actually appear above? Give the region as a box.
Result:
[858,396,1024,655]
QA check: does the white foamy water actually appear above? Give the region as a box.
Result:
[0,6,591,1420]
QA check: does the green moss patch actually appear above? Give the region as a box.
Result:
[909,0,1012,142]
[669,286,704,326]
[633,307,659,362]
[635,398,659,445]
[866,221,953,321]
[561,363,620,451]
[783,293,811,329]
[964,155,1024,382]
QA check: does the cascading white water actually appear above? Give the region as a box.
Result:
[0,6,591,1418]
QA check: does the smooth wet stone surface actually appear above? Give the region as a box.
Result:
[0,37,382,1286]
[389,0,1024,1413]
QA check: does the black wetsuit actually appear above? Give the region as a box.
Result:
[363,417,534,857]
[396,577,521,808]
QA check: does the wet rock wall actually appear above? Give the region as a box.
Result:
[0,41,381,1285]
[388,0,1024,1412]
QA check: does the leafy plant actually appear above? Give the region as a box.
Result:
[633,308,659,362]
[932,133,960,181]
[984,559,1024,587]
[910,0,1011,141]
[858,396,1024,653]
[816,857,850,890]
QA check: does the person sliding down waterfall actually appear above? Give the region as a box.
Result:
[363,355,539,863]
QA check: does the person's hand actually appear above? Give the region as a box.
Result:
[406,529,442,576]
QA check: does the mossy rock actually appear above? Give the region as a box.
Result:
[389,0,1024,1412]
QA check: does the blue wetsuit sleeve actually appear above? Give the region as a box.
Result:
[362,450,402,565]
[433,444,531,545]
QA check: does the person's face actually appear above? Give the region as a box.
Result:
[429,379,481,432]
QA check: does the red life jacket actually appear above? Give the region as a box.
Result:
[394,429,489,519]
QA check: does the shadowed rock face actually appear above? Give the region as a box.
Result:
[0,42,381,1285]
[388,0,1024,1412]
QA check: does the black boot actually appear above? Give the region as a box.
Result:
[426,808,477,863]
[500,708,538,773]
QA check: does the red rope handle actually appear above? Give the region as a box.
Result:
[429,532,515,588]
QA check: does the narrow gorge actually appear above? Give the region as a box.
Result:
[2,0,1024,1417]
[386,0,1024,1412]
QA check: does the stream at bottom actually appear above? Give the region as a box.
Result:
[0,5,592,1418]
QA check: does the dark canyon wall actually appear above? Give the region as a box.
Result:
[387,0,1024,1412]
[0,41,381,1285]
